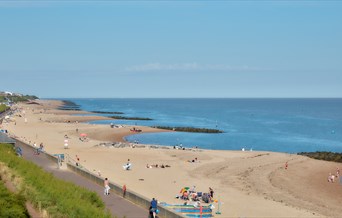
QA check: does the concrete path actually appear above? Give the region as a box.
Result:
[16,140,149,218]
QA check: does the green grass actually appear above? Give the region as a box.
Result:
[0,104,8,113]
[298,151,342,163]
[0,144,112,218]
[0,179,29,218]
[0,95,38,103]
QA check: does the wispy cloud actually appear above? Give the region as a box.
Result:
[124,62,264,72]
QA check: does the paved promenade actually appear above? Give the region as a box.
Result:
[16,140,149,218]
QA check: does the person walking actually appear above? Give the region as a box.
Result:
[150,197,158,218]
[16,146,22,157]
[76,155,80,166]
[36,143,44,155]
[123,184,127,197]
[104,178,110,195]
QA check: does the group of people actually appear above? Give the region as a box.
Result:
[130,127,142,132]
[79,137,89,142]
[102,178,159,218]
[327,168,340,183]
[178,186,215,204]
[103,178,127,197]
[33,142,44,155]
[188,157,199,163]
[146,163,171,168]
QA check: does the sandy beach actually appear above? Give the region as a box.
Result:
[2,100,342,217]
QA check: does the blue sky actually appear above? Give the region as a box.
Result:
[0,1,341,98]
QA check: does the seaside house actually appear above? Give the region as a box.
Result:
[4,91,13,96]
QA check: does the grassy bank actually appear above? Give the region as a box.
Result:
[0,95,38,103]
[0,143,111,218]
[298,151,342,163]
[0,104,9,113]
[0,179,29,218]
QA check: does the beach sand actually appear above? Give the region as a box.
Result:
[3,100,342,217]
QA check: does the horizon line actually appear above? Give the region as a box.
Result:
[42,97,342,99]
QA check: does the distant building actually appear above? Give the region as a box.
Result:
[4,91,13,96]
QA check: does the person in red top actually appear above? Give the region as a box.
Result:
[123,184,127,197]
[285,162,288,170]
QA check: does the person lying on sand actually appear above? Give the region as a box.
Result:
[188,158,199,163]
[147,164,170,168]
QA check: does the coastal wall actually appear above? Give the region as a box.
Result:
[67,163,186,218]
[15,138,58,163]
[14,138,184,218]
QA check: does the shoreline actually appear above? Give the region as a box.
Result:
[3,99,342,217]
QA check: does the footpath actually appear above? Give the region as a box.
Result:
[16,140,148,218]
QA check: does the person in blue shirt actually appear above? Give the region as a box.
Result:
[16,146,22,157]
[150,198,158,218]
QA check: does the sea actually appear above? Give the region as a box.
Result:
[57,98,342,153]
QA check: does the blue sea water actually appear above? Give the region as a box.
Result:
[60,98,342,153]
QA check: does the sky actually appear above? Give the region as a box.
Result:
[0,1,341,98]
